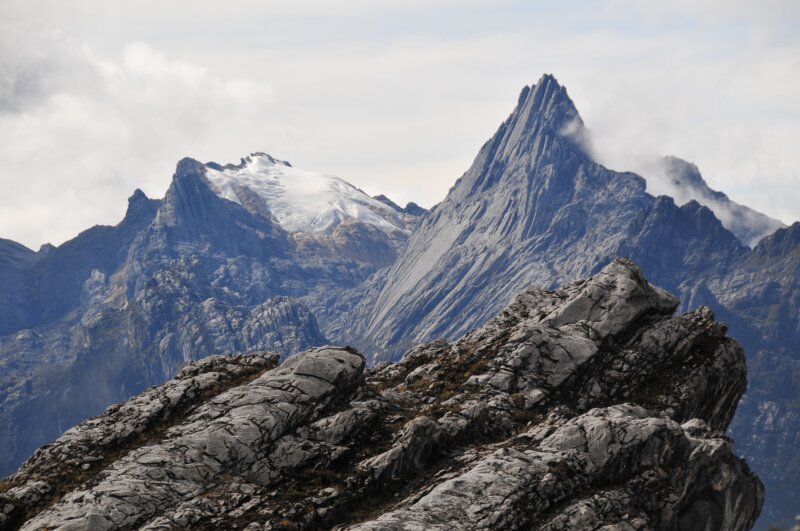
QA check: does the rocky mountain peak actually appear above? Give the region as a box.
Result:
[442,74,593,206]
[502,74,585,155]
[338,73,739,364]
[124,188,159,222]
[372,195,427,230]
[174,156,207,179]
[147,157,292,262]
[662,155,711,191]
[372,194,401,211]
[372,195,427,216]
[128,188,149,204]
[247,152,292,167]
[206,153,293,173]
[36,243,55,255]
[403,201,426,217]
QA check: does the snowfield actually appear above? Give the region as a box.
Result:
[204,153,406,234]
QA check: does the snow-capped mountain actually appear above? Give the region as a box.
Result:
[204,153,410,235]
[0,155,423,481]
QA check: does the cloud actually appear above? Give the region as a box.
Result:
[0,5,82,113]
[0,0,799,248]
[570,32,800,225]
[0,36,273,248]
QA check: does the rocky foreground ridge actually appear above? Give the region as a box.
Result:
[0,260,763,530]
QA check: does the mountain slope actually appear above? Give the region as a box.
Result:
[718,222,800,523]
[0,239,40,336]
[0,261,763,530]
[334,74,797,528]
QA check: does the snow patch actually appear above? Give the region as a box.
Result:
[204,154,406,234]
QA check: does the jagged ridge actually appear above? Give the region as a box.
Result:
[0,260,763,530]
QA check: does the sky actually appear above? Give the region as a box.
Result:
[1,0,799,249]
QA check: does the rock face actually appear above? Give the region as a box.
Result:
[336,75,796,528]
[0,155,408,478]
[0,260,763,530]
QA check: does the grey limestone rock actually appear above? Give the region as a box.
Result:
[0,260,762,530]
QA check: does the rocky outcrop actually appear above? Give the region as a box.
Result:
[0,260,763,530]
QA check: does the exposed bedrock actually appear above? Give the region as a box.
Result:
[0,260,763,530]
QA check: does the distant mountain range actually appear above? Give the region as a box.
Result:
[0,74,796,528]
[0,154,422,481]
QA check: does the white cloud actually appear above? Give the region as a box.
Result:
[0,37,274,247]
[0,0,799,248]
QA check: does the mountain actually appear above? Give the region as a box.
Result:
[0,240,41,336]
[0,155,412,479]
[0,261,763,530]
[717,222,800,525]
[338,74,746,357]
[0,73,794,528]
[205,153,421,268]
[644,155,785,247]
[333,74,797,528]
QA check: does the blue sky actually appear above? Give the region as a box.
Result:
[1,0,799,247]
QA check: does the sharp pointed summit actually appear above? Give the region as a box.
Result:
[505,74,584,147]
[448,75,590,204]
